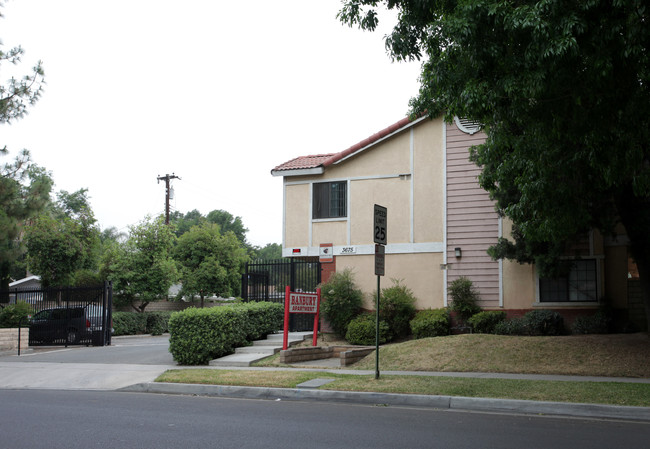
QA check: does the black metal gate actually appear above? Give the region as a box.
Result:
[242,258,321,331]
[0,282,113,347]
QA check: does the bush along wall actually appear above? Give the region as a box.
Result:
[346,314,391,345]
[112,311,174,336]
[410,308,450,339]
[168,302,282,365]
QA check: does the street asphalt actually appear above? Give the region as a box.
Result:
[1,334,649,423]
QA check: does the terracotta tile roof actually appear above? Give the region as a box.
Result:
[272,154,336,172]
[272,116,415,174]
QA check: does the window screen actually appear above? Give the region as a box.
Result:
[313,182,347,219]
[539,260,597,302]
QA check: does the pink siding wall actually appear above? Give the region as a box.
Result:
[446,123,500,307]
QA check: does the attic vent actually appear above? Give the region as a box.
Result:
[454,116,482,135]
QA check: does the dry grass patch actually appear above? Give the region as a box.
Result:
[352,333,650,377]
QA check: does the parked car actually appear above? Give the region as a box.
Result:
[29,305,112,345]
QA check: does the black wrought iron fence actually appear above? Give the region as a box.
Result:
[242,258,321,331]
[0,282,113,347]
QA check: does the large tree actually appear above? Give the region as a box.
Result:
[173,222,249,306]
[206,209,248,245]
[0,4,49,291]
[100,216,178,312]
[25,189,101,287]
[339,0,650,327]
[0,153,51,290]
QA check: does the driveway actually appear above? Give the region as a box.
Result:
[0,335,177,390]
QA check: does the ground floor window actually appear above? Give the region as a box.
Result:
[539,259,598,302]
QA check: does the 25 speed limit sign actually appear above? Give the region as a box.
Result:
[373,204,387,245]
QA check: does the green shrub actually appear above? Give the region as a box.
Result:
[523,310,565,336]
[230,301,283,341]
[146,311,173,335]
[448,277,481,322]
[168,307,248,365]
[410,308,450,339]
[379,279,417,339]
[345,314,391,345]
[468,311,507,334]
[494,317,527,335]
[112,312,148,335]
[494,310,565,336]
[320,269,363,337]
[0,301,33,328]
[571,310,611,334]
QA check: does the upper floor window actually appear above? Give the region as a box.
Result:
[313,181,347,219]
[539,259,598,302]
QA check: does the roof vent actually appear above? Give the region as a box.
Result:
[454,116,482,135]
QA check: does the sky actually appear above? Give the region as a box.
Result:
[1,0,422,247]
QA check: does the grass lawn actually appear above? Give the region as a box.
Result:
[155,333,650,407]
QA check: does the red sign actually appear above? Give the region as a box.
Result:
[283,286,321,350]
[289,292,319,313]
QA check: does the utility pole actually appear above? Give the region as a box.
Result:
[157,173,180,224]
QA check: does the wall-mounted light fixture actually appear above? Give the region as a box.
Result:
[454,247,462,258]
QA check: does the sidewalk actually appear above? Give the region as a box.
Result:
[1,332,649,422]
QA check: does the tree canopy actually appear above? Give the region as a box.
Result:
[24,189,101,287]
[0,4,44,124]
[0,5,49,290]
[173,222,249,305]
[100,216,178,312]
[339,0,650,326]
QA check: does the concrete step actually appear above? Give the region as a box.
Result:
[208,331,313,367]
[209,352,270,367]
[235,346,278,355]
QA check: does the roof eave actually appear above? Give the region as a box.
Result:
[271,166,325,177]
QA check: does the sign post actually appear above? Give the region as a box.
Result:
[373,204,387,380]
[283,286,321,350]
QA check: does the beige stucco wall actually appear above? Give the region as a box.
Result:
[284,183,310,248]
[312,220,348,247]
[413,118,444,242]
[281,118,445,251]
[319,129,412,180]
[349,178,411,245]
[499,219,535,308]
[502,259,536,308]
[335,253,445,310]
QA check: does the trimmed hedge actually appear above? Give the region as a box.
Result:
[230,301,283,341]
[571,310,611,334]
[112,311,174,336]
[345,314,391,345]
[168,302,283,365]
[523,310,565,336]
[410,308,450,339]
[494,310,565,336]
[467,311,507,334]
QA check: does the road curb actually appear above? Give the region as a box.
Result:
[120,382,650,422]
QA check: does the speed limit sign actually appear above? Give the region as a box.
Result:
[373,204,387,245]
